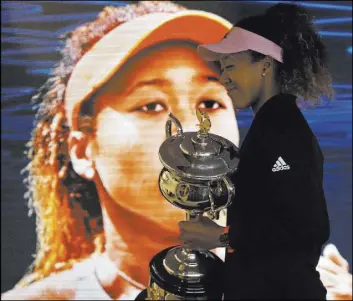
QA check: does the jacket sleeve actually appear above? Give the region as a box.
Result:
[227,129,330,253]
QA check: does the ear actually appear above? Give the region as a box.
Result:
[68,131,95,180]
[262,56,274,74]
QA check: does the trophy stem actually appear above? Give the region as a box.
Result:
[185,210,199,221]
[184,211,201,254]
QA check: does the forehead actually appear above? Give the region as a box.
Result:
[128,44,220,82]
[219,54,237,65]
[220,54,234,61]
[94,43,222,99]
[220,51,250,64]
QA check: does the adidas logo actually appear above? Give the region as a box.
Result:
[272,156,290,172]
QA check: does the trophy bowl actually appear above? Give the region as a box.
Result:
[159,165,234,216]
[137,110,240,300]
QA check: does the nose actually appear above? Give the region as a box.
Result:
[167,110,199,137]
[220,72,231,87]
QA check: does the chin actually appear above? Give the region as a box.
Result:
[234,103,249,110]
[232,98,251,110]
[232,100,247,110]
[228,91,242,107]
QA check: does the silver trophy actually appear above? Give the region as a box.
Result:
[136,110,239,300]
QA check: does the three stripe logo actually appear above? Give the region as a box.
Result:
[272,156,290,172]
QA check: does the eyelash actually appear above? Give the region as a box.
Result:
[198,100,224,110]
[219,66,234,74]
[134,102,166,113]
[134,99,224,113]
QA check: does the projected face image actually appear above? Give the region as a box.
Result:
[91,41,239,236]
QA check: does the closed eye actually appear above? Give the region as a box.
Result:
[220,65,235,73]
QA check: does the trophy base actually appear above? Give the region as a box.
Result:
[137,246,224,300]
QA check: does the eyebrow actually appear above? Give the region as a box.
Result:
[128,75,220,93]
[129,78,169,92]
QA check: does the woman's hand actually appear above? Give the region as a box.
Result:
[179,215,225,251]
[316,244,352,300]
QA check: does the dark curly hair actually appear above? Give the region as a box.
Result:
[235,3,334,103]
[19,1,187,287]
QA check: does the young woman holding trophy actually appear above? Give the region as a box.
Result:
[1,1,351,300]
[180,2,344,300]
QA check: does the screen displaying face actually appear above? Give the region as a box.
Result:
[1,2,351,300]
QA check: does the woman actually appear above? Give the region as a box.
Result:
[2,2,351,300]
[179,3,344,300]
[1,1,238,300]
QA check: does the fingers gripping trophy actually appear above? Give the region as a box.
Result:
[136,110,240,300]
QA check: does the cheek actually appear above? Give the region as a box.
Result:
[236,74,252,93]
[94,110,163,190]
[94,111,141,174]
[230,65,259,89]
[229,72,258,107]
[93,110,182,220]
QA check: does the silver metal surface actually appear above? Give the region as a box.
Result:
[159,131,239,180]
[143,110,239,300]
[163,247,204,281]
[146,282,208,300]
[159,168,235,216]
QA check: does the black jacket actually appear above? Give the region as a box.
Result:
[226,93,330,261]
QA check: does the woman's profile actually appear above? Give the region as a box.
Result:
[180,2,352,300]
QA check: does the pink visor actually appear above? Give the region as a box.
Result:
[197,26,283,63]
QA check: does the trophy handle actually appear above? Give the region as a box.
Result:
[208,176,235,220]
[166,112,183,138]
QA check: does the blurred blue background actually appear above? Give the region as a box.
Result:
[1,1,352,293]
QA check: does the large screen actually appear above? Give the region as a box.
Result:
[1,1,352,300]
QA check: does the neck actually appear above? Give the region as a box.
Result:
[94,179,180,299]
[251,76,280,116]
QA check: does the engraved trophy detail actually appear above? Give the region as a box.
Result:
[136,109,240,300]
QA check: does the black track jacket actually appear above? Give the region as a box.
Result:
[226,93,330,262]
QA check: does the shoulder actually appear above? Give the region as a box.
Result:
[259,106,315,154]
[1,259,96,300]
[1,272,77,300]
[255,116,319,173]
